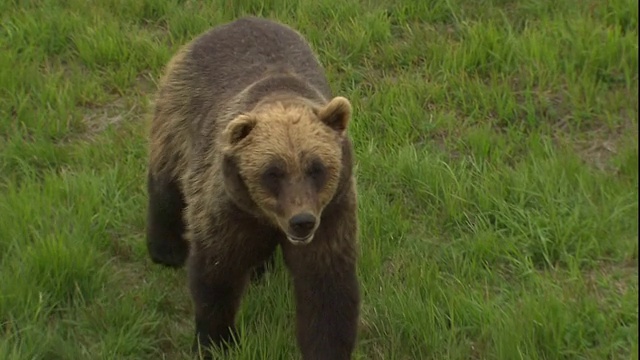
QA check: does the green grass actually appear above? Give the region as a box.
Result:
[0,0,637,359]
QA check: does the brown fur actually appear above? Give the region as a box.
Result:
[145,16,360,360]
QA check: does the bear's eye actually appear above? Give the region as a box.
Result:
[261,165,285,195]
[306,160,326,188]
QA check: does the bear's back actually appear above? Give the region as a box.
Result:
[183,17,332,104]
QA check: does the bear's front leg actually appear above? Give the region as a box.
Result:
[284,245,360,360]
[188,247,248,359]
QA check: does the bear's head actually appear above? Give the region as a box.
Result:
[221,96,352,246]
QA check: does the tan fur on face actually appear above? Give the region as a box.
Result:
[222,97,350,234]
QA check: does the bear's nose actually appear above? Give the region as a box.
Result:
[288,212,317,238]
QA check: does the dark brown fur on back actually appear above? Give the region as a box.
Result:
[145,16,360,360]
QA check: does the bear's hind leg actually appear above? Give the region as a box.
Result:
[145,170,189,268]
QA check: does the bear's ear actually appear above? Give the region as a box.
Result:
[317,96,352,135]
[224,114,257,146]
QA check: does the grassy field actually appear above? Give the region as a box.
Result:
[0,0,638,359]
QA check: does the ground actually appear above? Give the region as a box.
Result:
[0,0,637,359]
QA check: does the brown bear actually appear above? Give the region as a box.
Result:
[145,16,360,360]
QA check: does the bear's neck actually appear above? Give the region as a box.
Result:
[240,73,328,111]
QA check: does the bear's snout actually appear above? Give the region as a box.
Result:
[289,212,316,236]
[287,212,317,244]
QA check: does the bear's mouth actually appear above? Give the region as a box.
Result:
[286,233,315,246]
